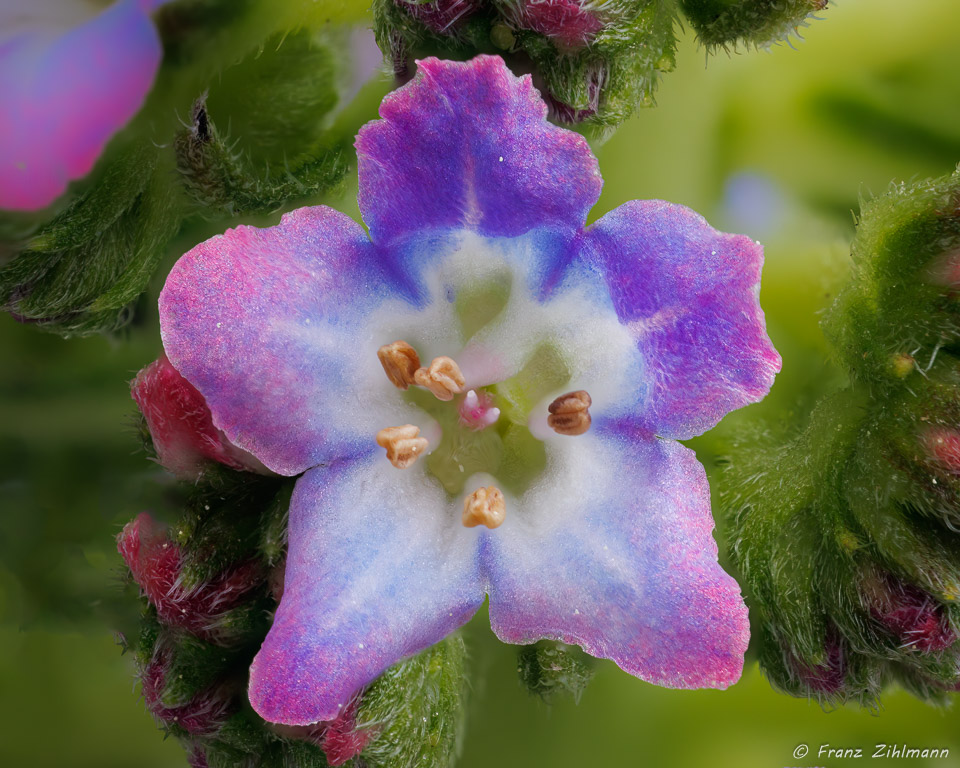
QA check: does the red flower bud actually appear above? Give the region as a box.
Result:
[927,246,960,291]
[269,695,374,766]
[507,0,605,49]
[141,647,235,736]
[118,513,264,643]
[794,633,847,695]
[132,355,268,479]
[923,426,960,474]
[394,0,481,34]
[867,575,956,653]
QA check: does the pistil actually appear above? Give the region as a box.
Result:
[376,424,429,468]
[462,486,506,529]
[459,389,501,430]
[547,390,592,436]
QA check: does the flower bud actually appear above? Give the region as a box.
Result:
[141,646,235,735]
[132,355,268,479]
[679,0,827,51]
[863,574,956,653]
[793,633,847,696]
[271,696,372,766]
[118,512,264,644]
[517,640,595,703]
[373,0,679,131]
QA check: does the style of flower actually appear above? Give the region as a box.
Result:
[0,0,171,211]
[157,55,780,724]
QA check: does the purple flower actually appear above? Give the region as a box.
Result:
[0,0,171,211]
[158,55,780,724]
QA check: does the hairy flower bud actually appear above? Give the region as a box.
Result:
[118,513,265,644]
[865,575,956,653]
[141,645,236,736]
[132,355,268,479]
[726,169,960,707]
[373,0,679,132]
[270,696,373,766]
[679,0,827,51]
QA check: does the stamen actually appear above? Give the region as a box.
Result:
[414,356,466,401]
[377,341,421,390]
[462,486,506,529]
[375,424,429,469]
[547,390,592,436]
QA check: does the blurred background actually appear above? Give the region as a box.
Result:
[3,0,960,765]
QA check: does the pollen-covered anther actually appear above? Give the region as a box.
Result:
[375,424,429,469]
[548,390,592,436]
[377,340,421,390]
[413,356,466,401]
[462,486,506,529]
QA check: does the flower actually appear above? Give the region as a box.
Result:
[0,0,172,211]
[157,55,780,724]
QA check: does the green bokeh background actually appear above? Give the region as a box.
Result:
[3,1,960,766]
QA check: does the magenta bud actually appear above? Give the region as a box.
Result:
[393,0,481,34]
[923,426,960,474]
[118,513,264,642]
[132,355,268,479]
[141,648,234,735]
[269,696,373,765]
[867,575,956,653]
[793,633,847,695]
[927,247,960,291]
[506,0,605,49]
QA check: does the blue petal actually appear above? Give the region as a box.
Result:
[249,456,486,724]
[483,426,750,689]
[580,200,781,439]
[356,56,601,247]
[160,206,406,476]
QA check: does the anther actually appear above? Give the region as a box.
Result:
[547,390,592,436]
[462,486,506,529]
[377,341,421,390]
[414,356,466,401]
[376,424,429,469]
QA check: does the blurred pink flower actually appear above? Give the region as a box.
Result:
[0,0,172,211]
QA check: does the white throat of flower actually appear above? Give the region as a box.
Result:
[337,229,643,529]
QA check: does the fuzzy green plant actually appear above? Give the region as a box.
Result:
[724,168,960,707]
[0,2,368,336]
[373,0,680,136]
[679,0,827,51]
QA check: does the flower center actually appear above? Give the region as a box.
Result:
[366,253,614,529]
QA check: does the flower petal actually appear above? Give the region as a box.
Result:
[484,428,750,689]
[249,456,485,724]
[0,0,167,211]
[160,206,396,476]
[356,55,601,246]
[581,200,780,439]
